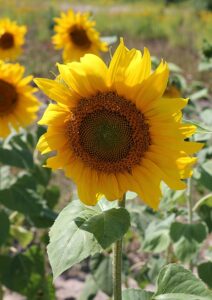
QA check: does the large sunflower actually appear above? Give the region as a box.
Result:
[52,9,108,63]
[0,18,26,61]
[35,40,202,209]
[0,61,39,138]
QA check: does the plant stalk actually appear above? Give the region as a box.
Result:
[187,173,194,271]
[112,193,126,300]
[187,177,193,224]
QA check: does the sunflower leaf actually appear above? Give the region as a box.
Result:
[170,222,208,262]
[122,288,153,300]
[47,201,101,280]
[198,261,212,289]
[154,264,212,300]
[78,207,130,249]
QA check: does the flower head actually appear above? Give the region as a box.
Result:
[35,40,203,209]
[0,61,39,138]
[0,18,26,61]
[52,9,108,62]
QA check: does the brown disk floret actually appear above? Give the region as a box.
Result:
[0,33,14,49]
[66,91,151,173]
[0,79,17,116]
[69,25,91,49]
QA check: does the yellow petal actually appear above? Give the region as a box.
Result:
[38,103,69,126]
[34,78,77,107]
[135,61,169,111]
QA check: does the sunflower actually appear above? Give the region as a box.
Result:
[52,9,108,63]
[35,40,203,209]
[0,61,39,138]
[0,18,26,61]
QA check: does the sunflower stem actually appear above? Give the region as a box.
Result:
[186,176,194,271]
[112,193,126,300]
[187,177,193,224]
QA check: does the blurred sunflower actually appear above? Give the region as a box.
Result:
[35,40,202,209]
[0,18,27,61]
[52,9,108,62]
[0,61,39,138]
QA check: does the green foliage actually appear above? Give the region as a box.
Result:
[0,211,10,245]
[123,289,153,300]
[123,264,212,299]
[199,160,212,191]
[0,134,33,169]
[0,246,55,299]
[90,253,113,296]
[47,201,101,279]
[170,222,208,262]
[142,215,174,253]
[198,261,212,288]
[79,275,98,300]
[79,207,130,249]
[0,129,58,298]
[154,264,212,299]
[48,199,131,279]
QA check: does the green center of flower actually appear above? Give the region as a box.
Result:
[69,25,91,49]
[80,110,132,163]
[0,32,14,49]
[0,79,17,115]
[67,92,151,173]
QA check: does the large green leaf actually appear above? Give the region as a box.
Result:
[143,215,174,253]
[170,222,208,262]
[154,264,212,299]
[47,201,101,279]
[198,261,212,288]
[79,207,130,249]
[90,254,113,296]
[122,288,153,300]
[0,210,10,245]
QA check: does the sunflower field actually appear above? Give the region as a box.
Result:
[0,0,212,299]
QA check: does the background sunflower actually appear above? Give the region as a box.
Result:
[0,60,39,137]
[52,9,108,62]
[0,18,26,61]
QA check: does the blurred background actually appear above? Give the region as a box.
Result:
[0,0,212,82]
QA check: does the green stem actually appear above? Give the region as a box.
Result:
[187,177,193,224]
[112,194,126,300]
[187,176,193,271]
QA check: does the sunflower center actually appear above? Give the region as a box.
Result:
[69,25,91,49]
[67,92,151,173]
[0,32,14,49]
[0,79,17,115]
[80,110,132,162]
